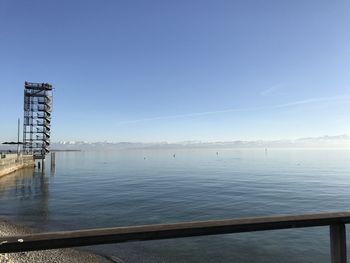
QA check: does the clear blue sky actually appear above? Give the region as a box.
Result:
[1,0,350,142]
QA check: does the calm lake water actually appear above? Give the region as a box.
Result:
[1,148,350,262]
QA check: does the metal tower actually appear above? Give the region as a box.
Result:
[23,82,53,159]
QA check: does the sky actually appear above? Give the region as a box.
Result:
[0,0,350,143]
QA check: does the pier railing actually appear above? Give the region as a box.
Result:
[1,212,350,263]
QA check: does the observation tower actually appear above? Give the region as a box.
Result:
[23,82,53,159]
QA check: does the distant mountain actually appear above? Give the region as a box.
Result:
[2,135,349,152]
[48,135,350,150]
[296,134,350,142]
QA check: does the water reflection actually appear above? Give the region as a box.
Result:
[0,168,36,193]
[0,167,50,226]
[50,163,56,177]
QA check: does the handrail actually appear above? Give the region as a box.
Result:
[1,212,349,262]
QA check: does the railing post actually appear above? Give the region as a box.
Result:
[330,223,347,263]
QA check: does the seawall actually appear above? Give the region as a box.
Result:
[0,154,35,178]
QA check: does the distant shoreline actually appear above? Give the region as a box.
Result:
[51,149,81,152]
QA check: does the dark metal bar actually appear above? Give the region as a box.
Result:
[1,212,350,253]
[330,223,347,263]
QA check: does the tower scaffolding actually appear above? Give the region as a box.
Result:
[23,82,53,159]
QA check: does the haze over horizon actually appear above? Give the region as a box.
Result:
[1,1,350,142]
[44,133,348,144]
[2,134,347,150]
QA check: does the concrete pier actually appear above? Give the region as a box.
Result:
[0,154,35,178]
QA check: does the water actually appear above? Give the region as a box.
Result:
[1,148,350,262]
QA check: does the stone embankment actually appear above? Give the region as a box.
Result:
[0,154,35,178]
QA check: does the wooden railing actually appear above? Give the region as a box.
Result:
[1,212,350,263]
